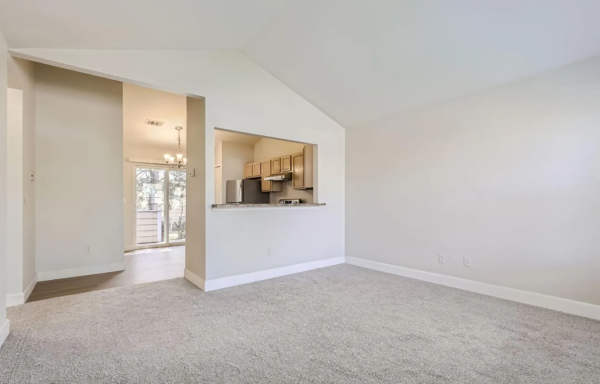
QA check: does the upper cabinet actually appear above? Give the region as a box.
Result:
[244,145,314,190]
[244,162,262,179]
[244,163,253,179]
[252,162,261,177]
[292,145,314,190]
[292,153,304,189]
[272,157,281,174]
[281,155,292,173]
[261,160,282,193]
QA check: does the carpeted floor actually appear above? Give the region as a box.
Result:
[1,265,599,384]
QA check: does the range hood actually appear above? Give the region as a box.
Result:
[264,172,292,181]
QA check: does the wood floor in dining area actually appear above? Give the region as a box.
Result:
[27,246,185,302]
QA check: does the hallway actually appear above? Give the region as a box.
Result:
[27,247,184,302]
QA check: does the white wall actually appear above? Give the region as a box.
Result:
[12,49,345,282]
[0,31,9,345]
[221,141,254,202]
[35,64,124,280]
[6,57,36,302]
[347,57,600,306]
[253,137,313,204]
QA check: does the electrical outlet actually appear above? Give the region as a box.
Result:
[85,246,91,254]
[267,248,273,256]
[463,257,472,268]
[438,254,446,263]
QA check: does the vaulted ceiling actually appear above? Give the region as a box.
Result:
[1,0,599,128]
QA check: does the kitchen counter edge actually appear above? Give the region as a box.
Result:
[212,203,326,209]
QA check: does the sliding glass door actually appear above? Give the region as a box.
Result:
[168,170,186,244]
[135,166,186,248]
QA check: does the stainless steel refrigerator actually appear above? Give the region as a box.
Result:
[226,179,270,204]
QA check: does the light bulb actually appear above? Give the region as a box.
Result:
[176,153,183,161]
[183,158,187,164]
[164,154,171,163]
[170,156,175,163]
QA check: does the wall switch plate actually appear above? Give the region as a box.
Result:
[438,254,446,263]
[463,257,472,268]
[85,246,91,254]
[188,168,195,178]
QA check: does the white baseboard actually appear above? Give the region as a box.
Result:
[37,262,126,282]
[6,273,38,307]
[184,268,206,291]
[23,273,37,303]
[0,320,9,349]
[346,257,600,321]
[204,257,346,292]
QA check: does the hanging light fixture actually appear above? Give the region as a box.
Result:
[163,126,187,168]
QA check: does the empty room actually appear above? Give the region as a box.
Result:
[0,1,599,383]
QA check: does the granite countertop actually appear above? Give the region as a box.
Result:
[212,203,326,209]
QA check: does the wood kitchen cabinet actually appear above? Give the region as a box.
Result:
[292,153,304,189]
[281,155,292,173]
[261,160,282,192]
[252,162,261,177]
[292,145,314,190]
[272,157,281,174]
[244,162,262,179]
[244,163,253,179]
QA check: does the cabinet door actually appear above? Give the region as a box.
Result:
[244,163,253,179]
[292,153,304,189]
[272,158,281,174]
[281,155,292,172]
[261,160,272,192]
[252,162,262,177]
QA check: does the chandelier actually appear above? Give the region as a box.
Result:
[163,126,187,168]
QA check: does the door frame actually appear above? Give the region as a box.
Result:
[133,165,186,249]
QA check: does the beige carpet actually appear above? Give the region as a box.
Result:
[1,265,599,383]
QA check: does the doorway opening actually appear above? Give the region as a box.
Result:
[123,82,188,251]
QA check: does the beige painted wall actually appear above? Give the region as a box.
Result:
[347,57,600,306]
[6,88,24,298]
[214,141,223,204]
[0,31,9,329]
[185,97,206,280]
[253,137,313,204]
[35,64,124,278]
[221,141,254,202]
[6,57,36,297]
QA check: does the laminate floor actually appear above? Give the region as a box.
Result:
[27,246,184,302]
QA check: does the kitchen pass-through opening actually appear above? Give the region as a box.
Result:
[214,128,317,205]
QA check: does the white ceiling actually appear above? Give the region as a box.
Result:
[244,0,600,127]
[0,0,291,49]
[123,83,187,150]
[2,0,600,128]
